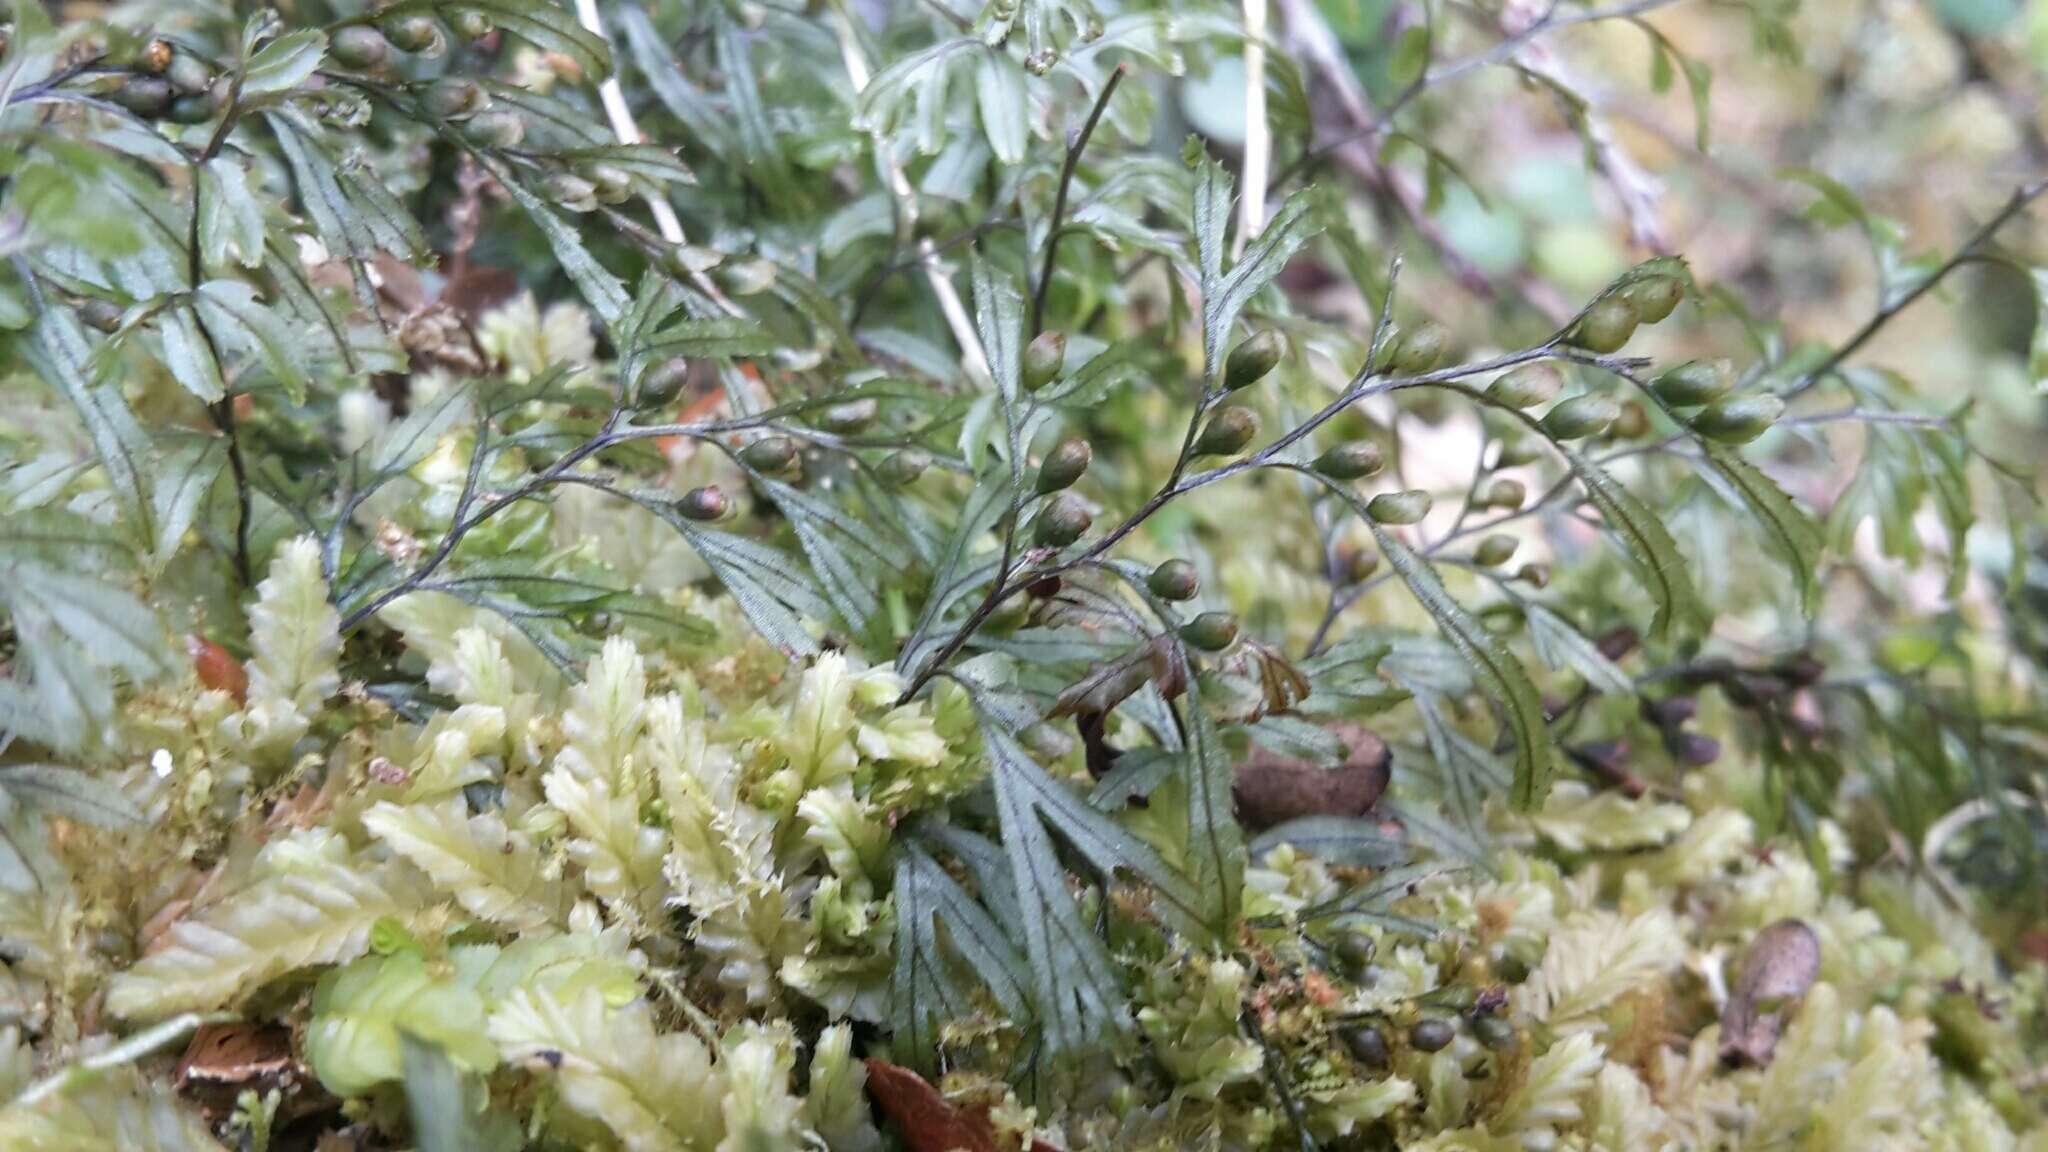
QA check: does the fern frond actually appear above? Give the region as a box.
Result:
[1519,909,1684,1034]
[105,840,432,1020]
[1520,782,1691,853]
[803,1023,880,1152]
[490,986,728,1152]
[0,1069,223,1151]
[1586,1062,1672,1152]
[363,799,566,930]
[546,638,665,923]
[305,951,497,1096]
[244,535,339,715]
[544,766,667,924]
[1494,1032,1603,1140]
[717,1022,806,1152]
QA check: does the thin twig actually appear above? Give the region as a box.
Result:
[1031,65,1127,335]
[1779,408,1952,429]
[337,407,621,633]
[898,324,1647,695]
[1270,0,1688,190]
[189,79,255,585]
[1789,178,2048,396]
[1305,255,1403,655]
[1496,0,1668,251]
[1243,1008,1321,1152]
[1273,0,1572,320]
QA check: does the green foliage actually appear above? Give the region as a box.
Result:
[0,0,2043,1149]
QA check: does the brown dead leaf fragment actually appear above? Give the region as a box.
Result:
[1047,638,1186,721]
[188,636,248,704]
[1719,917,1821,1067]
[175,1022,329,1122]
[863,1058,1061,1152]
[1232,721,1390,832]
[176,1022,298,1090]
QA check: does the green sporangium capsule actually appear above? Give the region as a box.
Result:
[1611,401,1651,439]
[1652,359,1733,407]
[818,397,879,434]
[382,14,442,53]
[1472,1014,1518,1051]
[718,258,777,296]
[450,10,494,41]
[1569,295,1639,353]
[424,78,487,120]
[1181,611,1239,651]
[164,53,212,95]
[1625,276,1685,323]
[1389,319,1448,374]
[876,450,930,485]
[1341,549,1381,584]
[110,76,172,116]
[1341,1025,1389,1068]
[1367,490,1431,525]
[1224,330,1287,390]
[637,357,690,405]
[1023,330,1066,392]
[1495,435,1542,467]
[676,486,728,521]
[1148,559,1200,601]
[464,108,525,149]
[1487,362,1564,409]
[1333,931,1375,974]
[1691,393,1784,444]
[588,164,634,205]
[77,299,123,332]
[1034,493,1092,547]
[1313,441,1384,480]
[1473,535,1518,567]
[330,26,391,69]
[1483,478,1526,509]
[542,173,597,212]
[1409,1019,1457,1052]
[1543,394,1621,440]
[167,87,223,124]
[1192,407,1259,458]
[1035,437,1092,494]
[1516,563,1551,588]
[137,39,174,74]
[739,436,798,473]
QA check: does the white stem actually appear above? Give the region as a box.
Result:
[832,3,991,386]
[1237,0,1271,257]
[574,0,682,245]
[12,1013,223,1106]
[571,0,742,317]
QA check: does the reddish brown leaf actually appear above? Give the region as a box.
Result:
[188,636,247,704]
[863,1059,1064,1152]
[1232,721,1390,832]
[864,1058,998,1152]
